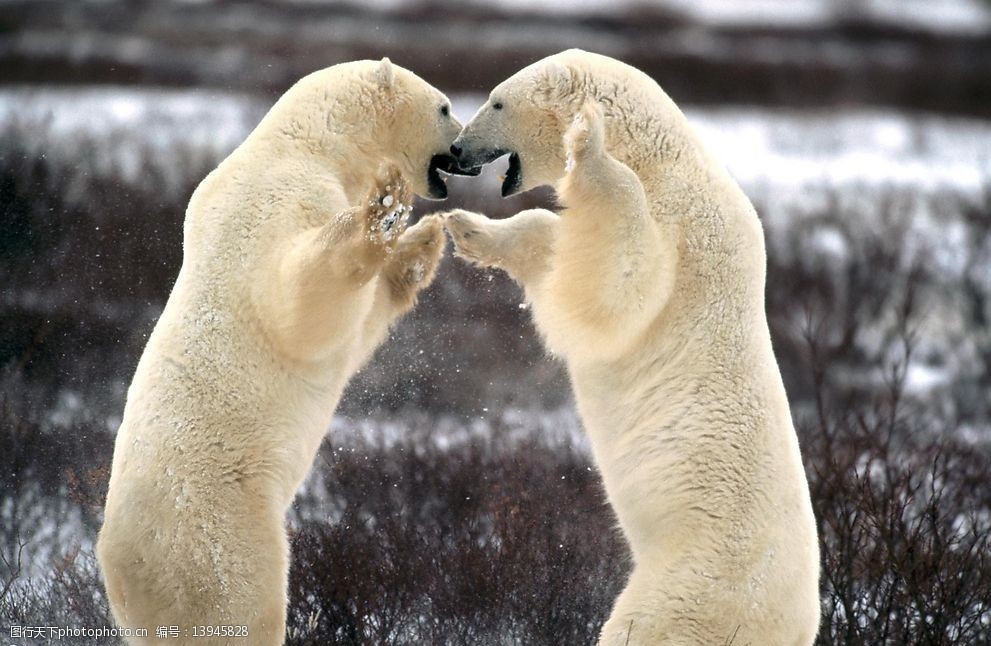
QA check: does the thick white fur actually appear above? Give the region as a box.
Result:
[97,59,460,645]
[444,50,820,645]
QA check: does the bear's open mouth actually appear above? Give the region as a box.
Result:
[450,146,521,198]
[427,154,482,200]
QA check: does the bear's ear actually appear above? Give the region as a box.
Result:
[375,57,395,90]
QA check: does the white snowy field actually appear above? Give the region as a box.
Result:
[3,86,989,208]
[9,86,985,307]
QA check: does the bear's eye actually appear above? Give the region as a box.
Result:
[493,101,503,110]
[440,105,449,117]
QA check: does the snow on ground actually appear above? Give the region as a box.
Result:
[452,93,991,219]
[0,86,267,196]
[3,87,987,207]
[689,108,991,199]
[327,406,588,453]
[291,406,588,524]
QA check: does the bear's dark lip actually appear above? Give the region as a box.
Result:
[426,154,482,200]
[501,152,522,198]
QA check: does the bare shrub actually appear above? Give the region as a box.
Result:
[801,344,991,644]
[285,421,627,645]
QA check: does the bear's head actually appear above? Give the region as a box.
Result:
[370,59,479,199]
[449,50,601,197]
[266,58,473,199]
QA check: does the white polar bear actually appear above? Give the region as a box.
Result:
[443,50,820,645]
[97,59,467,645]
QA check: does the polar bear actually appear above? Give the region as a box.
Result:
[442,50,820,645]
[96,59,468,645]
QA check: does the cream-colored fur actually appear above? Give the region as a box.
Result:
[97,59,460,645]
[443,50,820,645]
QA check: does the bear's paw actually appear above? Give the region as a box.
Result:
[364,164,414,246]
[563,102,605,172]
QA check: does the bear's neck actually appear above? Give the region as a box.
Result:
[251,129,383,204]
[322,147,383,204]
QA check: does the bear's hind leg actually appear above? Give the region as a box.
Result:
[597,567,672,646]
[598,564,750,646]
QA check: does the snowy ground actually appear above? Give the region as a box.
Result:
[5,86,988,284]
[4,86,989,205]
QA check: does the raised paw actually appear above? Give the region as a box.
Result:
[364,164,413,245]
[564,102,605,173]
[441,209,502,268]
[395,214,445,277]
[384,214,446,307]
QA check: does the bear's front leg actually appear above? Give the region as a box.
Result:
[254,164,413,362]
[381,213,446,312]
[349,213,447,367]
[442,207,559,287]
[540,103,678,361]
[321,164,414,284]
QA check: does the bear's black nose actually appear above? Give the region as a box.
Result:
[450,144,463,158]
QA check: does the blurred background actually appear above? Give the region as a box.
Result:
[2,1,990,643]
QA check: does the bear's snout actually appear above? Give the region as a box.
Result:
[449,136,507,172]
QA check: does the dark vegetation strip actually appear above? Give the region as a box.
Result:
[1,1,990,116]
